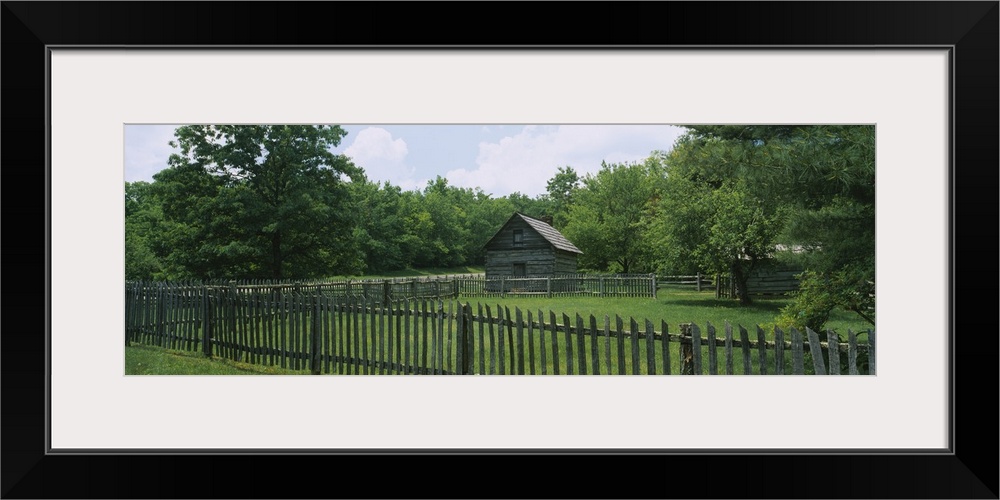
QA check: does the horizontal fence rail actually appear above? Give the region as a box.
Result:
[126,283,874,375]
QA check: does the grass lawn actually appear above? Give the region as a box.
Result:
[126,343,309,375]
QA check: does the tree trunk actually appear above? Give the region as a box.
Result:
[730,261,752,305]
[271,230,283,280]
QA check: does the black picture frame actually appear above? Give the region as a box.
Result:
[3,2,997,498]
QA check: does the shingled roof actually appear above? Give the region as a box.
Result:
[486,213,583,254]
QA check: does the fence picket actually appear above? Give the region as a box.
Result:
[691,323,702,375]
[486,305,496,375]
[615,316,625,375]
[724,322,734,375]
[868,330,876,375]
[707,322,717,375]
[791,328,804,375]
[661,321,671,375]
[497,306,507,375]
[430,301,438,375]
[826,330,839,376]
[550,311,560,375]
[538,310,547,375]
[422,300,430,375]
[628,319,640,375]
[477,304,485,375]
[805,328,827,375]
[590,315,600,375]
[505,306,515,375]
[576,314,587,375]
[527,310,536,375]
[645,320,655,375]
[847,329,858,375]
[563,314,574,375]
[739,325,752,375]
[516,308,525,375]
[757,326,767,375]
[605,316,613,375]
[447,302,454,374]
[772,326,784,375]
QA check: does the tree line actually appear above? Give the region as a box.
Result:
[126,124,875,331]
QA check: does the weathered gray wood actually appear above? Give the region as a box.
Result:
[311,296,322,375]
[706,322,717,375]
[337,301,345,374]
[497,306,506,375]
[404,299,412,374]
[805,328,827,375]
[455,302,464,375]
[629,319,640,375]
[757,326,768,375]
[516,307,525,375]
[279,294,287,369]
[421,300,429,374]
[738,325,752,375]
[724,322,734,375]
[505,306,515,375]
[661,321,671,375]
[590,315,600,375]
[538,309,547,375]
[563,314,574,375]
[361,297,370,375]
[645,320,655,375]
[378,302,386,375]
[826,330,839,375]
[605,316,613,375]
[691,323,702,375]
[447,301,454,374]
[791,327,804,375]
[576,314,587,375]
[477,303,485,375]
[487,305,496,375]
[527,310,536,375]
[352,298,361,374]
[774,326,785,375]
[615,315,626,375]
[847,329,859,375]
[202,290,212,357]
[867,329,876,375]
[430,301,438,374]
[387,302,396,374]
[550,311,560,375]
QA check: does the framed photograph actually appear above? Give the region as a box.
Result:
[4,2,996,498]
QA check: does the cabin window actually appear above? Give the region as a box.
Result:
[512,263,526,276]
[512,229,524,247]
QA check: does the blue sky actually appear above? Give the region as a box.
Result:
[125,124,687,198]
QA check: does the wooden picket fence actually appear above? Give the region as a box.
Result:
[457,274,657,298]
[126,283,874,375]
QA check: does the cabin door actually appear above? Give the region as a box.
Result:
[512,263,526,276]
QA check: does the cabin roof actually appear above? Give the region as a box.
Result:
[484,212,583,254]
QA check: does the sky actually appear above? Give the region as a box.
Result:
[124,124,687,198]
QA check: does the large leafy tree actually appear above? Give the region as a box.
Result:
[157,125,361,279]
[124,181,163,280]
[660,125,876,325]
[562,159,663,273]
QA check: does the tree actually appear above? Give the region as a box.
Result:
[124,181,163,280]
[545,166,580,228]
[659,125,875,323]
[562,160,661,273]
[157,125,361,279]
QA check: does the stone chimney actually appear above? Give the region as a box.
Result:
[540,215,554,227]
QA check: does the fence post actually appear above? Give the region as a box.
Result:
[599,277,604,298]
[696,272,702,292]
[382,280,391,307]
[500,277,506,298]
[651,273,656,298]
[546,277,552,298]
[435,281,441,300]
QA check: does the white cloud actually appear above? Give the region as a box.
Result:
[445,125,686,197]
[124,125,179,182]
[343,127,417,186]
